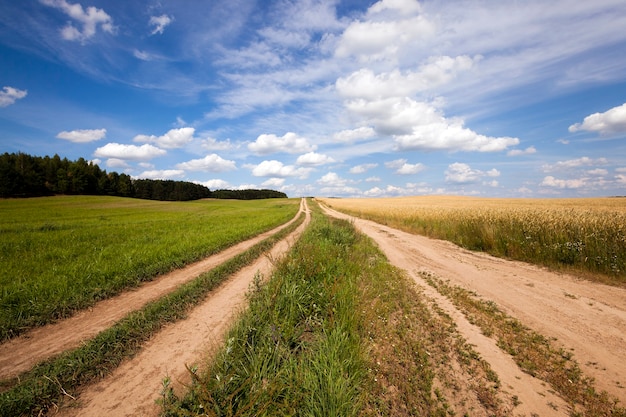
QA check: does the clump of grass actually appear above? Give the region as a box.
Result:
[0,211,305,417]
[422,272,626,417]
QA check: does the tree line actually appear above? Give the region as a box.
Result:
[0,152,287,200]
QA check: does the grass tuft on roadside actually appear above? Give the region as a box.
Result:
[422,272,626,417]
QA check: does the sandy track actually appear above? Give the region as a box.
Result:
[0,200,305,380]
[56,199,310,417]
[321,203,626,414]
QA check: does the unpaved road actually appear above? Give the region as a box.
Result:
[0,201,305,380]
[321,203,626,415]
[55,198,310,417]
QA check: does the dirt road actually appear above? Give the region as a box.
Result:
[321,203,626,415]
[56,198,310,417]
[0,201,305,381]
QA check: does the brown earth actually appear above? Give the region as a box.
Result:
[320,203,626,416]
[0,200,305,381]
[50,198,310,416]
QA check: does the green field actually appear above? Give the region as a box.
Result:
[0,196,300,340]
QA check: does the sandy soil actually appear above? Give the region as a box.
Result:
[54,198,310,417]
[321,203,626,415]
[0,202,304,381]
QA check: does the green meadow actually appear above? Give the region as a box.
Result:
[0,196,299,340]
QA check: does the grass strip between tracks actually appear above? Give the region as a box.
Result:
[161,200,502,416]
[0,211,305,417]
[422,272,626,417]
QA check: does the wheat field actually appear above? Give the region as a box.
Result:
[318,196,626,284]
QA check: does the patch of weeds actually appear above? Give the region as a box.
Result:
[423,272,626,417]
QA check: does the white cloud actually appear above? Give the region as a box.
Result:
[137,169,185,180]
[197,179,231,189]
[134,127,196,149]
[350,163,378,174]
[368,0,422,16]
[0,86,27,107]
[569,102,626,135]
[149,14,173,35]
[176,154,236,172]
[200,137,234,152]
[385,158,425,174]
[507,146,537,156]
[543,156,608,172]
[261,177,286,187]
[346,96,519,152]
[41,0,114,42]
[445,162,500,184]
[332,127,376,143]
[296,152,335,166]
[105,158,130,169]
[56,128,106,143]
[94,143,166,160]
[335,4,434,62]
[336,55,477,99]
[540,176,585,189]
[588,168,608,176]
[384,159,404,169]
[395,162,425,175]
[248,132,316,155]
[317,172,351,186]
[250,160,312,178]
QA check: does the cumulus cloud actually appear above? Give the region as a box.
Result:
[200,137,234,152]
[385,158,425,174]
[56,128,106,143]
[176,154,236,172]
[250,160,312,178]
[134,127,196,149]
[445,162,500,184]
[569,103,626,135]
[350,163,378,174]
[248,132,316,155]
[262,177,286,187]
[94,143,166,160]
[336,55,477,99]
[138,169,185,180]
[41,0,114,42]
[197,179,230,189]
[149,14,173,35]
[0,86,27,107]
[296,152,335,166]
[332,127,376,143]
[396,162,425,175]
[335,1,434,62]
[540,176,585,189]
[507,146,537,156]
[346,96,519,152]
[543,156,608,172]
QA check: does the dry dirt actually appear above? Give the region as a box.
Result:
[0,201,305,381]
[321,203,626,416]
[50,199,310,417]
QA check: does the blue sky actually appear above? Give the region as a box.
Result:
[1,0,626,198]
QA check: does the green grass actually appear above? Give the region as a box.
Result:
[0,209,305,417]
[161,201,469,416]
[0,196,299,340]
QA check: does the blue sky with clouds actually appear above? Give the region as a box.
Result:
[1,0,626,198]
